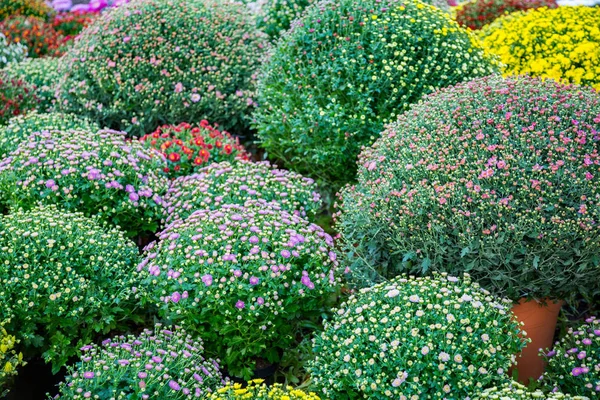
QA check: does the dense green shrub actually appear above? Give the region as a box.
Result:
[308,273,526,399]
[0,32,26,69]
[163,160,322,223]
[55,0,267,137]
[0,205,141,372]
[254,0,498,187]
[140,121,249,178]
[541,317,600,398]
[0,129,169,237]
[53,326,223,399]
[138,201,340,378]
[3,58,61,112]
[476,382,585,399]
[336,76,600,301]
[0,112,99,158]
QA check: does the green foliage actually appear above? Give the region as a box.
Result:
[309,273,526,399]
[138,201,340,379]
[254,0,498,188]
[55,0,267,137]
[0,205,141,372]
[0,129,169,238]
[0,111,99,158]
[336,75,600,302]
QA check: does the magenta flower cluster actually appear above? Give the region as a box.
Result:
[137,200,340,378]
[0,128,169,237]
[53,325,224,399]
[163,160,322,224]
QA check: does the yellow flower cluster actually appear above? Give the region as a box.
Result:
[207,380,320,400]
[479,6,600,90]
[1,320,24,396]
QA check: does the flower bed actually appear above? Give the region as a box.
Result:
[0,71,38,125]
[55,0,267,136]
[336,75,600,301]
[208,380,320,399]
[0,15,64,58]
[140,121,249,178]
[254,0,498,187]
[476,381,584,399]
[0,0,53,20]
[455,0,557,30]
[54,326,224,399]
[479,6,600,90]
[0,112,99,158]
[0,32,26,69]
[138,201,340,378]
[163,160,322,223]
[2,57,61,112]
[0,205,141,372]
[308,273,526,399]
[0,129,169,238]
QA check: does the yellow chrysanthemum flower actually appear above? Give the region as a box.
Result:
[479,6,600,90]
[207,381,321,400]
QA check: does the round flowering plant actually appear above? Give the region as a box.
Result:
[0,0,53,20]
[308,273,526,399]
[163,160,322,224]
[455,0,557,30]
[53,326,224,399]
[0,205,141,372]
[336,76,600,300]
[3,57,61,112]
[479,7,600,91]
[1,16,64,58]
[0,112,99,158]
[254,0,498,188]
[208,380,320,399]
[1,321,24,398]
[541,317,600,397]
[0,71,38,125]
[138,201,340,378]
[140,121,249,178]
[0,129,168,238]
[55,0,267,137]
[0,32,26,69]
[476,382,585,399]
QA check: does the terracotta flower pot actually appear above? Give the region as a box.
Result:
[511,298,563,383]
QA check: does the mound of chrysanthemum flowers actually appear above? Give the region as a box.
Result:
[479,6,600,91]
[476,381,585,399]
[0,112,99,158]
[163,160,321,223]
[455,0,556,30]
[55,0,267,136]
[336,76,600,304]
[541,317,600,398]
[140,121,249,178]
[3,58,61,112]
[137,200,340,378]
[209,379,320,399]
[254,0,498,188]
[53,326,224,399]
[0,205,141,372]
[0,32,25,69]
[0,129,169,238]
[308,273,526,399]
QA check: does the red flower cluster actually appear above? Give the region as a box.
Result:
[52,11,97,42]
[0,71,38,125]
[455,0,558,30]
[1,15,64,57]
[140,121,250,178]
